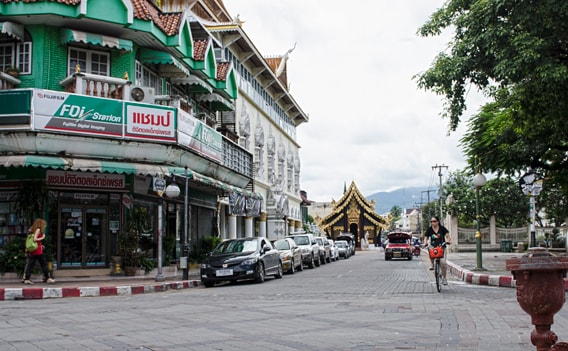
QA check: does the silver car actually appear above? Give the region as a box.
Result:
[335,240,351,259]
[315,236,331,264]
[273,238,303,274]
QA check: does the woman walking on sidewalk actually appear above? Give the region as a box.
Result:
[23,218,55,285]
[424,216,451,285]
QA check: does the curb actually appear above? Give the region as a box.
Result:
[447,260,568,289]
[447,260,516,288]
[0,280,201,301]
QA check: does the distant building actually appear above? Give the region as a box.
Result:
[315,181,390,247]
[394,208,421,234]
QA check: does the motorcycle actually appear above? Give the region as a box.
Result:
[413,244,421,256]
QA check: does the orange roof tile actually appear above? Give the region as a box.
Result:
[216,62,230,81]
[193,39,208,60]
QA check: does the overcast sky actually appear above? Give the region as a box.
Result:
[224,1,485,202]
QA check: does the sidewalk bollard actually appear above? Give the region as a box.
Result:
[506,247,568,350]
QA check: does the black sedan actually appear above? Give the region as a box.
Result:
[200,237,283,287]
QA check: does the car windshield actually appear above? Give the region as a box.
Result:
[214,239,258,254]
[336,241,347,248]
[274,240,290,250]
[293,236,309,245]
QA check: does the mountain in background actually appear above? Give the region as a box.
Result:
[367,186,439,215]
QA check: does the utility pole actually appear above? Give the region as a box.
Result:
[432,164,448,224]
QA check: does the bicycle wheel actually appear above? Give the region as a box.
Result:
[435,259,442,292]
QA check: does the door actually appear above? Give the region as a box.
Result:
[60,207,107,268]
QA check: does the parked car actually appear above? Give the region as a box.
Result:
[200,237,283,287]
[335,240,351,259]
[337,233,356,256]
[289,233,320,268]
[273,237,303,274]
[314,236,331,264]
[328,239,339,261]
[384,232,413,261]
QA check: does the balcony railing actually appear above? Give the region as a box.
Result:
[59,72,131,100]
[36,74,253,178]
[0,72,21,90]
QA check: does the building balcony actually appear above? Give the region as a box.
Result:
[0,71,21,90]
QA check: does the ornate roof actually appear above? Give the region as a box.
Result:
[319,181,389,231]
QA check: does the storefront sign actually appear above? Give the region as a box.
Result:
[33,89,124,137]
[46,170,125,189]
[124,102,176,142]
[177,109,222,162]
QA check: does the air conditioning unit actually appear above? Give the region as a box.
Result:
[214,47,226,61]
[130,86,155,104]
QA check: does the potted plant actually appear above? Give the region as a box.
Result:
[118,206,153,275]
[5,66,20,78]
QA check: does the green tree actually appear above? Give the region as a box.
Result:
[443,171,529,228]
[415,1,568,197]
[389,205,402,230]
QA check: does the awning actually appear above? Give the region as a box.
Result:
[139,48,190,77]
[0,155,172,176]
[60,29,133,52]
[0,155,262,199]
[196,92,234,111]
[168,166,262,199]
[0,22,24,41]
[170,75,212,94]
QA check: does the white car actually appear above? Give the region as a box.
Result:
[335,240,351,259]
[328,239,339,261]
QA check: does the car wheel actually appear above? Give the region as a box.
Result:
[308,254,315,269]
[275,262,283,279]
[203,281,214,288]
[254,262,265,283]
[297,260,304,271]
[326,255,331,263]
[408,255,413,261]
[288,259,295,274]
[315,255,321,267]
[320,255,326,265]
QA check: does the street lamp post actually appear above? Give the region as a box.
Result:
[182,167,189,280]
[155,183,181,282]
[472,172,487,271]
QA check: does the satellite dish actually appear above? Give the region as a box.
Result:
[131,87,145,102]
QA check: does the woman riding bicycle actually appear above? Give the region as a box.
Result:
[424,216,452,285]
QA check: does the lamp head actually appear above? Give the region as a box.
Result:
[472,173,487,188]
[164,184,181,198]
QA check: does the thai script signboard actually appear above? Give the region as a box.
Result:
[177,108,222,162]
[46,170,125,189]
[124,102,176,142]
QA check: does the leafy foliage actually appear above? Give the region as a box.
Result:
[190,236,222,264]
[442,171,529,228]
[0,236,27,275]
[416,0,568,204]
[119,206,153,272]
[389,205,402,230]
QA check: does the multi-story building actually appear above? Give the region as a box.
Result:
[0,0,308,277]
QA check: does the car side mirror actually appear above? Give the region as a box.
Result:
[262,245,271,253]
